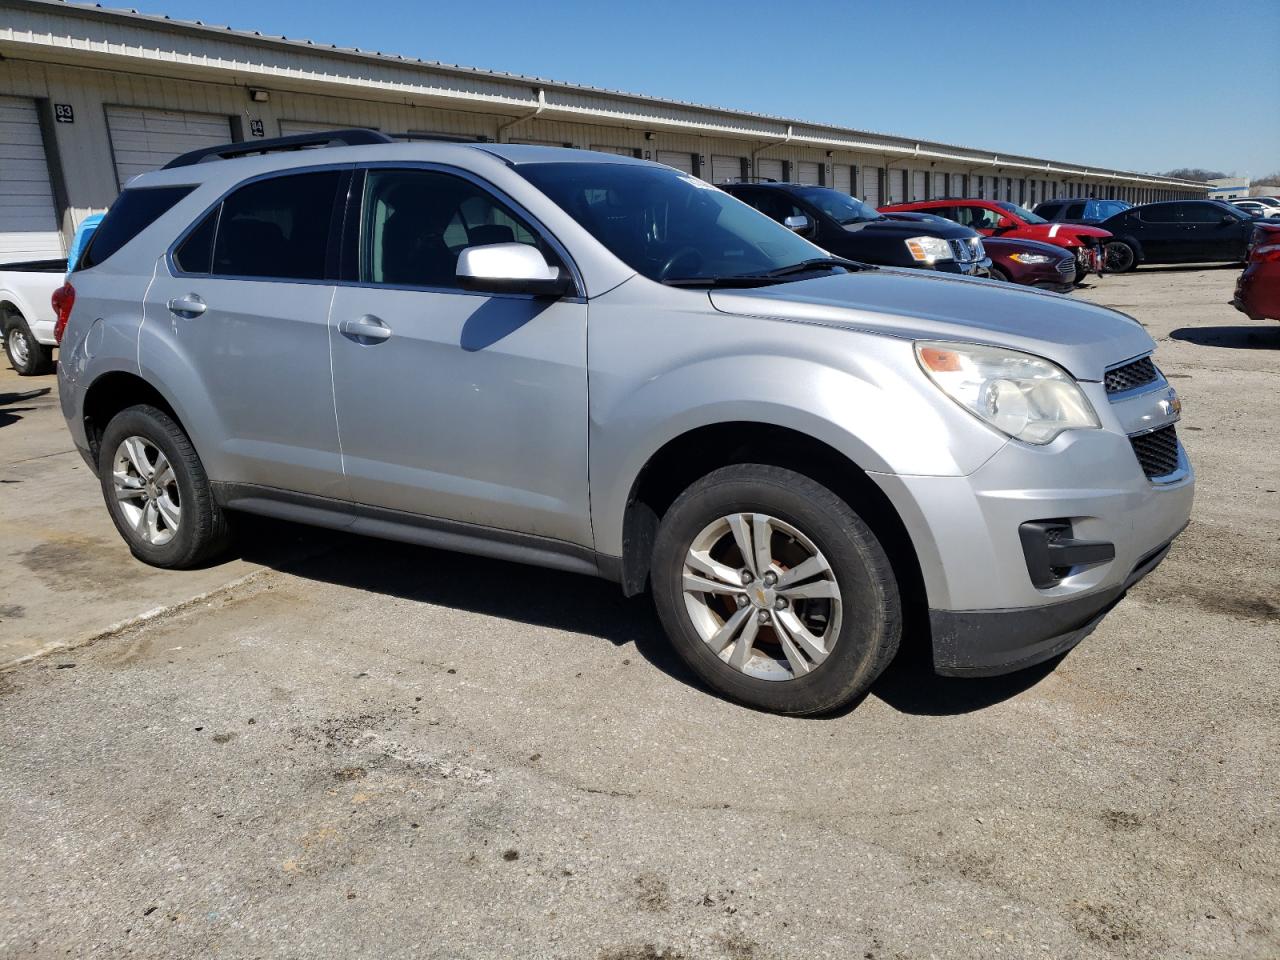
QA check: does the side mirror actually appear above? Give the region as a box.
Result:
[1222,213,1242,224]
[783,214,812,234]
[456,243,571,297]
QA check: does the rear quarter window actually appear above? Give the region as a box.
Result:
[80,185,195,269]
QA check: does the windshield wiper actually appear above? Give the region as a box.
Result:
[660,274,784,288]
[762,256,872,277]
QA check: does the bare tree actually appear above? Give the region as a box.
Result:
[1157,167,1229,181]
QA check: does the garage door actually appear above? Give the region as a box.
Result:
[106,106,231,189]
[656,151,694,174]
[756,158,783,182]
[833,165,852,196]
[590,145,635,157]
[796,161,821,185]
[932,172,946,199]
[711,155,743,184]
[911,170,927,200]
[861,166,881,206]
[0,96,62,261]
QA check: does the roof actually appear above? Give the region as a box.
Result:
[1,0,1208,190]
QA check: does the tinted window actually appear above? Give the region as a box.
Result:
[1037,203,1063,219]
[174,208,217,274]
[80,185,194,268]
[925,206,956,221]
[952,205,1001,230]
[212,171,340,280]
[1065,203,1087,219]
[1141,203,1181,223]
[1181,203,1227,223]
[736,190,805,224]
[518,162,821,283]
[360,169,544,288]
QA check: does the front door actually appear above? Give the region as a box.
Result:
[143,168,348,498]
[1135,203,1183,260]
[327,167,591,546]
[1179,202,1250,261]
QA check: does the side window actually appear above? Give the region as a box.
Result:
[1141,203,1180,223]
[360,169,544,289]
[927,205,956,221]
[954,206,997,229]
[1181,203,1223,223]
[81,185,195,269]
[174,207,217,274]
[1066,202,1087,219]
[212,171,340,280]
[1038,203,1062,220]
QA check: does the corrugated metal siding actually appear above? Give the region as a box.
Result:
[0,94,63,260]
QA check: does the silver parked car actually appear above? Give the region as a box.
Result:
[55,131,1193,714]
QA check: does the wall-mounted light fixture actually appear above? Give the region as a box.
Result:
[248,88,270,103]
[644,131,655,141]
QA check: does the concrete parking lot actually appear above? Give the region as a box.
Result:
[1,266,1277,959]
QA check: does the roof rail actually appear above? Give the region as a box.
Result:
[718,176,778,184]
[390,131,491,144]
[162,128,394,169]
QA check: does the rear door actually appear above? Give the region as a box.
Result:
[1136,203,1182,260]
[144,168,347,498]
[326,166,591,545]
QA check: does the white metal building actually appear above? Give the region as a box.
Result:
[0,0,1208,260]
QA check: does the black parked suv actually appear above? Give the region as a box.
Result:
[719,181,986,275]
[1096,200,1263,272]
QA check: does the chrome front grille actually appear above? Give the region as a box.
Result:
[948,237,983,262]
[1106,356,1159,395]
[1055,256,1075,280]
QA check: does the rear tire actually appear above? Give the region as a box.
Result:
[651,464,901,715]
[1104,241,1138,273]
[98,404,232,569]
[3,314,54,376]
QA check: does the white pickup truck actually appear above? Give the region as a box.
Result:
[1,258,67,376]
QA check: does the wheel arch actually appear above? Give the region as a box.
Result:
[82,369,192,468]
[615,421,928,638]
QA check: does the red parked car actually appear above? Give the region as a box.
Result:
[1233,222,1280,322]
[880,198,1109,282]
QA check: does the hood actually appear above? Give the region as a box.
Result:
[1024,223,1111,243]
[707,269,1153,382]
[842,217,976,241]
[980,236,1071,258]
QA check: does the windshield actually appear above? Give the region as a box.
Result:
[995,201,1048,225]
[517,162,828,282]
[795,186,881,224]
[1086,200,1131,220]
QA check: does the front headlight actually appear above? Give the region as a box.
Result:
[905,236,954,263]
[1009,252,1052,264]
[915,341,1101,444]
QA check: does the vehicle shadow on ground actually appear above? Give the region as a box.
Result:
[0,387,51,429]
[230,517,1054,718]
[1170,325,1280,349]
[1136,263,1240,274]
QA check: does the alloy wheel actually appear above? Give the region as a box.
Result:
[681,512,842,681]
[112,435,181,546]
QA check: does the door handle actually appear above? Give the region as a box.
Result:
[339,315,392,343]
[167,294,206,317]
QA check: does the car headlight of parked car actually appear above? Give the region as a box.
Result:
[905,236,954,264]
[915,341,1101,445]
[1008,252,1053,264]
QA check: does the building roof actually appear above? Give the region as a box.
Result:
[0,0,1207,190]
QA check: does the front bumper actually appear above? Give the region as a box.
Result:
[932,259,985,277]
[870,380,1194,676]
[929,532,1178,675]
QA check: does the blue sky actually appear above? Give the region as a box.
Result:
[140,0,1278,177]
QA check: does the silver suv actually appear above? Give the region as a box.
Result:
[56,131,1193,714]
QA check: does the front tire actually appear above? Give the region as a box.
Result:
[3,314,54,376]
[98,404,232,568]
[1104,241,1138,273]
[651,464,901,715]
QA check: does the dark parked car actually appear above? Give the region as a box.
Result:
[1097,200,1263,272]
[718,181,985,275]
[1034,197,1132,225]
[882,212,1076,291]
